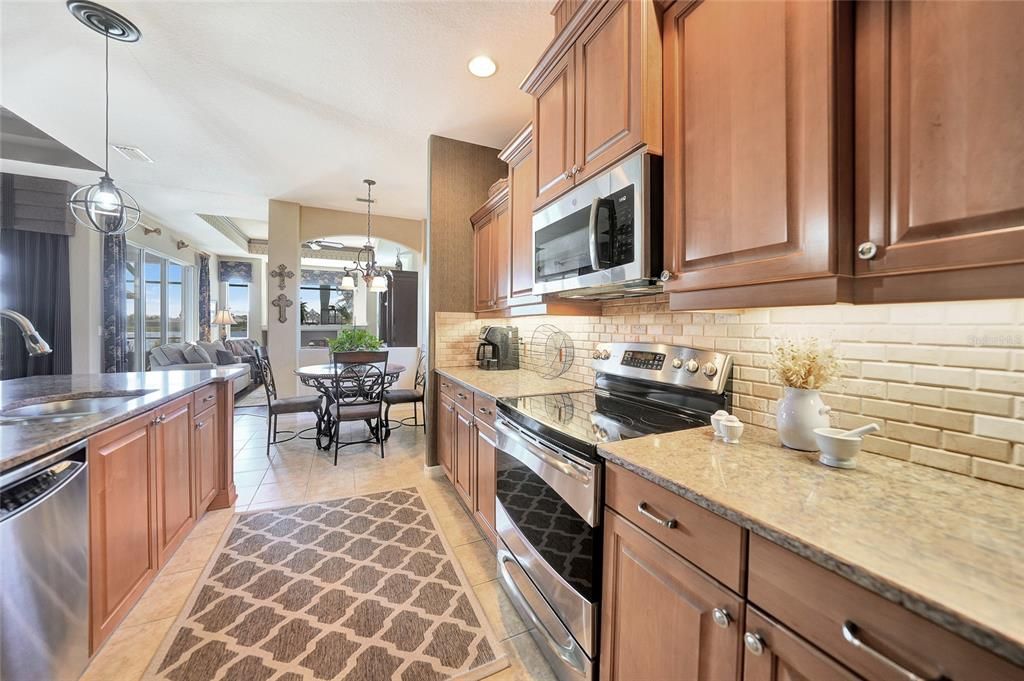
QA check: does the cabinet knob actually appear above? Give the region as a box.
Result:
[572,165,582,176]
[744,632,766,656]
[857,241,879,260]
[659,270,674,282]
[564,169,573,180]
[711,608,732,628]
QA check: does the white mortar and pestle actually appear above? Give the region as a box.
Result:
[813,423,880,469]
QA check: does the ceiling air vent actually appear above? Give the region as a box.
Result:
[110,144,154,163]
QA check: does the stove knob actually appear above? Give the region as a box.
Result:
[671,358,683,369]
[703,363,718,378]
[592,350,603,360]
[684,359,700,374]
[600,350,611,360]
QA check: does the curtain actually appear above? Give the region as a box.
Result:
[101,234,128,373]
[198,254,211,341]
[0,228,72,379]
[218,259,252,283]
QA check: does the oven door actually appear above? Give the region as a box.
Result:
[494,415,600,663]
[532,149,651,295]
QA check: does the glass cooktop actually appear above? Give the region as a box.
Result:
[498,390,710,452]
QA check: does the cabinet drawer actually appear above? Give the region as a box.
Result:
[192,384,218,412]
[451,385,474,412]
[437,374,457,399]
[748,534,1021,681]
[474,393,497,428]
[743,606,860,681]
[604,463,745,593]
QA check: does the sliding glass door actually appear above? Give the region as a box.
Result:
[126,247,194,370]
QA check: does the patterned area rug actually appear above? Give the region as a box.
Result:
[142,488,508,681]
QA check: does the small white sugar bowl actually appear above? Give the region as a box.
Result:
[721,415,744,444]
[710,410,730,438]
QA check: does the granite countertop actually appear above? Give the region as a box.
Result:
[0,368,245,473]
[598,423,1024,666]
[435,367,591,399]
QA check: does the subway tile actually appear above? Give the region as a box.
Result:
[837,378,886,398]
[941,347,1012,370]
[944,389,1013,417]
[912,405,973,432]
[945,300,1018,323]
[974,415,1024,443]
[838,342,886,361]
[885,345,943,365]
[910,446,971,475]
[887,422,942,448]
[889,303,945,324]
[886,383,945,406]
[861,435,911,461]
[971,459,1024,490]
[943,432,1012,462]
[913,365,974,389]
[861,362,913,383]
[861,398,911,422]
[976,370,1024,395]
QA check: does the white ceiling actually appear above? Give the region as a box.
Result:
[0,1,551,254]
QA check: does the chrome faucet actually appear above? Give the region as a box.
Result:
[0,309,53,356]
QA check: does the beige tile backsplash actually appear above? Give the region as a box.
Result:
[435,296,1024,489]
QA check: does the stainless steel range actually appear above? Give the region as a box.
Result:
[493,342,732,681]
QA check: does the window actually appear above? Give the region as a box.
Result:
[125,247,194,370]
[227,283,249,338]
[299,285,353,326]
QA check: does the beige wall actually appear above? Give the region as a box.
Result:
[267,200,302,395]
[435,297,1024,490]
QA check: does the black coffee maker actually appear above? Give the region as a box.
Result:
[476,326,520,371]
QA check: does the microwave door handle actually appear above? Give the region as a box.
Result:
[587,197,615,271]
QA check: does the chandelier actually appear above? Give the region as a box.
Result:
[66,1,143,235]
[340,179,389,294]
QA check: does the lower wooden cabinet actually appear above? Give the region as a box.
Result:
[88,411,159,651]
[601,509,743,681]
[154,396,196,567]
[194,405,219,514]
[453,404,475,506]
[472,419,497,544]
[437,391,455,478]
[742,607,860,681]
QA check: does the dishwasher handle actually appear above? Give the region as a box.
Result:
[0,444,87,522]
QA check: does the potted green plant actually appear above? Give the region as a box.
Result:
[328,328,383,353]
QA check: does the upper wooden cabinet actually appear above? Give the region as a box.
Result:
[500,124,540,300]
[853,0,1024,291]
[662,0,850,301]
[523,0,663,208]
[471,183,508,312]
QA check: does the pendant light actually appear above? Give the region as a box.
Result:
[66,1,143,235]
[341,179,390,294]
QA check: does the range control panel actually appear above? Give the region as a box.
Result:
[591,342,733,394]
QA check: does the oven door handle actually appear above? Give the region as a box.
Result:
[496,419,590,483]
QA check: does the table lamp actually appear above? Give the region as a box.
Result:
[213,309,236,340]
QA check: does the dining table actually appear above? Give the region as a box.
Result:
[294,362,406,449]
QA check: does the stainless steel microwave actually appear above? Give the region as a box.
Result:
[532,149,662,299]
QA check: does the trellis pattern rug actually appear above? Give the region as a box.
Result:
[142,488,508,681]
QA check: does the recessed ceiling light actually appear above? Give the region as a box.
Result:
[468,55,497,78]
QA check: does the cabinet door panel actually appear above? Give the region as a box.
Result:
[437,391,455,480]
[663,0,837,290]
[855,0,1024,275]
[743,607,861,681]
[474,212,494,311]
[156,399,195,565]
[493,201,511,309]
[454,406,474,506]
[534,50,576,207]
[473,419,497,543]
[509,139,538,299]
[88,413,158,650]
[195,406,219,513]
[601,510,742,681]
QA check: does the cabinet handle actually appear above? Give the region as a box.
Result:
[743,632,765,656]
[711,608,732,628]
[151,415,160,426]
[857,241,879,260]
[572,164,582,176]
[564,168,573,180]
[636,502,677,529]
[457,392,468,400]
[203,395,214,402]
[478,407,491,416]
[659,270,675,282]
[842,621,933,681]
[441,382,450,388]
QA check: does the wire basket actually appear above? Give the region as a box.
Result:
[529,324,575,379]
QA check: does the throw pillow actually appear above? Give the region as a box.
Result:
[161,344,188,365]
[197,340,225,360]
[149,346,170,367]
[215,349,236,365]
[184,344,211,364]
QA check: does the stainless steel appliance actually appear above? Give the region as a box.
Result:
[0,441,89,681]
[494,342,732,681]
[476,325,520,371]
[532,149,662,299]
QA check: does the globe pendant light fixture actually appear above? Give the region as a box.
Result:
[340,179,390,294]
[66,1,143,235]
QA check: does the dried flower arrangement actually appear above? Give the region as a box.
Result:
[769,337,842,390]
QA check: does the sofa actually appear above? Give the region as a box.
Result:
[148,340,251,394]
[223,338,263,384]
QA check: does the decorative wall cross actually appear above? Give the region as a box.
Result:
[271,294,293,323]
[270,264,294,290]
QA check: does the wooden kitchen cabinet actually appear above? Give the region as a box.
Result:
[852,0,1024,302]
[662,0,851,308]
[473,203,496,312]
[742,607,861,681]
[154,396,196,566]
[453,404,475,506]
[524,0,662,208]
[601,510,743,681]
[88,411,159,651]
[193,405,219,514]
[437,390,455,480]
[473,418,497,544]
[499,124,541,302]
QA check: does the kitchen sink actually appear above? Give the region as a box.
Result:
[0,390,154,424]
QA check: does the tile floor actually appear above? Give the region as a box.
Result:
[81,403,557,681]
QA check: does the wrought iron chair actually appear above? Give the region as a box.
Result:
[383,349,426,434]
[253,347,323,458]
[328,350,389,464]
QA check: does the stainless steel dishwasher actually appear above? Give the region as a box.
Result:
[0,441,89,681]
